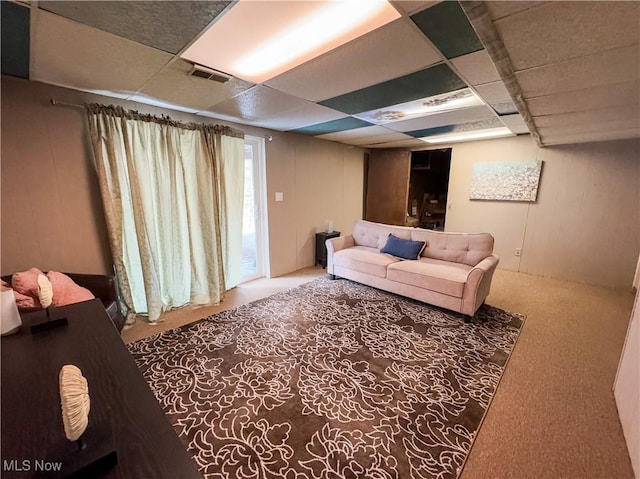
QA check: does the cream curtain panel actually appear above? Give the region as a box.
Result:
[87,104,245,323]
[217,135,246,289]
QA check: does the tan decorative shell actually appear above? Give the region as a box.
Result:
[59,365,90,441]
[37,274,53,309]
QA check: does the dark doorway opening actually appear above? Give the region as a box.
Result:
[408,148,452,230]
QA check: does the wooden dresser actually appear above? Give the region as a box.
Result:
[1,299,201,479]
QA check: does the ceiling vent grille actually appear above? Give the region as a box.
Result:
[188,64,232,84]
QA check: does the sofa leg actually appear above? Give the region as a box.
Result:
[329,274,336,280]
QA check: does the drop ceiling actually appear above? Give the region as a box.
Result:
[1,0,638,148]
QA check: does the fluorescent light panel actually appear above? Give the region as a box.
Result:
[181,0,400,83]
[354,88,485,125]
[421,127,514,144]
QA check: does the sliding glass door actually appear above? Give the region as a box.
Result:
[241,136,268,282]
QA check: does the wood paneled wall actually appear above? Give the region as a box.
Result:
[0,76,365,278]
[445,135,640,289]
[1,79,113,274]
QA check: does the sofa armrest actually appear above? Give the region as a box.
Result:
[462,255,500,315]
[326,235,355,274]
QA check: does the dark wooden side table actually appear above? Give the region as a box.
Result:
[315,231,341,268]
[1,299,201,479]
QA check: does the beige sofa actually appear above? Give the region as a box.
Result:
[326,220,499,317]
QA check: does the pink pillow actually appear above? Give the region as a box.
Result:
[1,278,37,309]
[14,289,41,310]
[11,268,44,310]
[11,267,44,299]
[47,271,95,306]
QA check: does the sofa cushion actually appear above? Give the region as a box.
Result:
[410,230,494,266]
[333,246,400,278]
[352,220,411,249]
[380,234,426,260]
[387,258,472,298]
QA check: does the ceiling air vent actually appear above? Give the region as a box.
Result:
[188,64,232,84]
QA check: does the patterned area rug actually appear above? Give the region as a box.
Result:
[129,278,525,479]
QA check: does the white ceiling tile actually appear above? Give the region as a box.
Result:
[533,105,639,128]
[495,2,640,70]
[451,50,501,86]
[31,10,172,95]
[474,81,512,104]
[348,134,415,146]
[526,81,640,116]
[317,126,411,145]
[516,45,640,98]
[485,1,545,21]
[541,127,640,146]
[207,86,305,121]
[195,110,235,121]
[265,18,442,102]
[385,105,496,132]
[206,86,344,130]
[127,94,200,114]
[140,60,253,111]
[390,1,439,16]
[250,104,347,131]
[500,114,530,135]
[316,125,398,140]
[366,138,429,149]
[538,118,640,138]
[346,133,414,146]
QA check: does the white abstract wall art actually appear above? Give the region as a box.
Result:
[470,160,543,201]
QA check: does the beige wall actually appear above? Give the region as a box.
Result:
[0,76,365,278]
[1,77,113,275]
[263,131,364,277]
[614,287,640,478]
[445,135,640,289]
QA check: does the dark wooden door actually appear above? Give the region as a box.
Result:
[365,149,411,226]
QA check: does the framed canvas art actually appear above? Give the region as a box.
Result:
[470,160,543,201]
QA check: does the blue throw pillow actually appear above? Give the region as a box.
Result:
[380,234,426,260]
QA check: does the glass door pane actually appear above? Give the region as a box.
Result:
[241,137,266,282]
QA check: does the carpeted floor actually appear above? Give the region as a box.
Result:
[123,267,637,479]
[129,277,525,479]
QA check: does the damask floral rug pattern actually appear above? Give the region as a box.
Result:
[129,278,525,479]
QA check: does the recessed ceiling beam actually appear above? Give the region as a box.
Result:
[459,1,543,147]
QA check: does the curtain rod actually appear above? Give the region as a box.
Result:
[50,98,85,109]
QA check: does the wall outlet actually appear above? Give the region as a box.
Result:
[515,248,522,257]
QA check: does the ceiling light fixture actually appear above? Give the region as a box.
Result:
[421,127,514,144]
[234,0,394,80]
[181,0,400,83]
[354,88,485,125]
